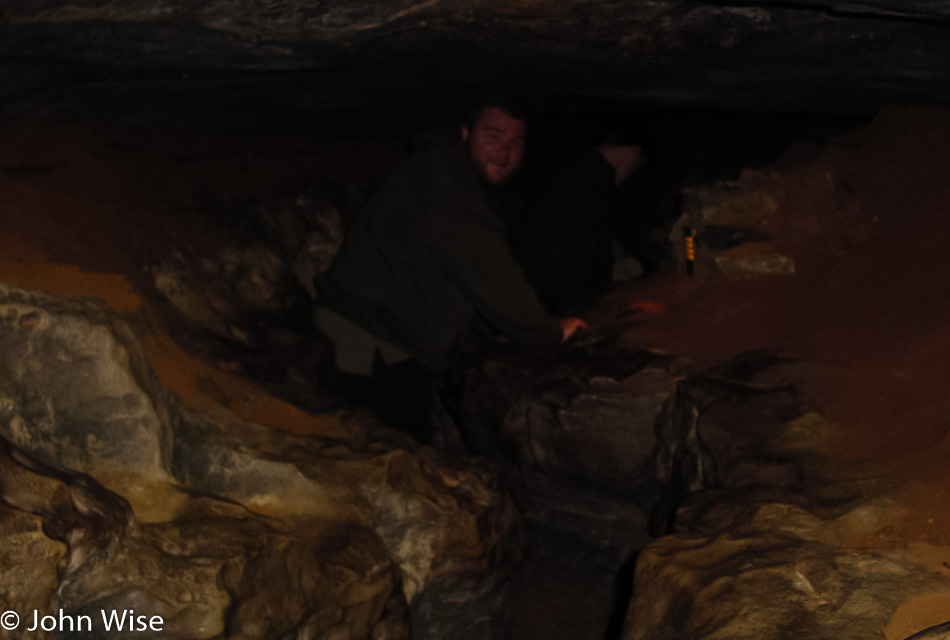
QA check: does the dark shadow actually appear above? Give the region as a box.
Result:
[603,552,640,640]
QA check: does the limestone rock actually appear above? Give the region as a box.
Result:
[626,527,950,640]
[459,338,684,490]
[621,353,950,640]
[284,195,345,300]
[0,505,66,625]
[454,335,690,551]
[171,411,519,621]
[150,182,345,332]
[5,0,950,121]
[2,434,398,640]
[0,283,517,640]
[454,335,950,639]
[0,284,174,487]
[147,184,344,409]
[453,345,811,552]
[151,246,293,344]
[669,113,901,278]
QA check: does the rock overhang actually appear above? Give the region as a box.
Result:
[2,0,949,128]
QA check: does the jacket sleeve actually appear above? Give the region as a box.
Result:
[419,166,563,348]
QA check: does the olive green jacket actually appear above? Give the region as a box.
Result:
[316,138,560,370]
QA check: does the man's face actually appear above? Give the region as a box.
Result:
[614,145,644,186]
[462,107,526,186]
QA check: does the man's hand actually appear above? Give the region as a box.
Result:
[560,317,587,341]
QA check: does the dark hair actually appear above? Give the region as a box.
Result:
[596,119,653,159]
[466,95,529,130]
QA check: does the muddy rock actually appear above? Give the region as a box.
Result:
[453,335,691,552]
[0,283,517,640]
[620,349,950,639]
[626,523,950,640]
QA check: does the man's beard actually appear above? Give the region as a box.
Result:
[468,147,518,188]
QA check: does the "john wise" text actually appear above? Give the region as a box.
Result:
[27,609,164,632]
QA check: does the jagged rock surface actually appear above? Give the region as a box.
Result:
[0,283,518,640]
[453,108,950,639]
[623,356,950,640]
[452,335,689,553]
[616,108,950,640]
[3,0,950,122]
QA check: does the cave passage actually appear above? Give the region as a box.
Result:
[3,92,950,640]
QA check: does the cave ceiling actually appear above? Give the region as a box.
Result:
[2,0,949,129]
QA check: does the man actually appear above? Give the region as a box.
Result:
[314,98,585,441]
[517,128,646,315]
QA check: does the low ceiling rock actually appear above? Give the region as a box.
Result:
[3,0,949,125]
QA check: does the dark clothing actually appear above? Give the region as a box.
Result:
[316,138,561,372]
[494,182,531,247]
[336,356,435,444]
[517,148,618,315]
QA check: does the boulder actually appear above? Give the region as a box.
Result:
[456,339,950,640]
[453,332,695,554]
[0,284,174,486]
[0,283,517,640]
[610,351,950,640]
[626,516,950,640]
